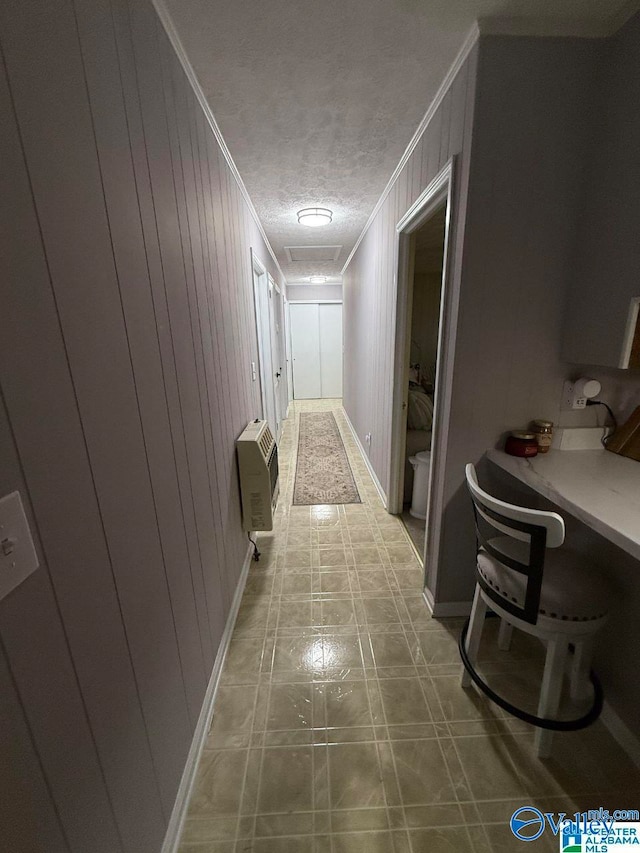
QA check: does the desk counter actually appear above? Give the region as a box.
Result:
[487,448,640,561]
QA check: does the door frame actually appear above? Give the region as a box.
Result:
[284,299,294,409]
[388,158,456,580]
[267,273,282,433]
[251,250,278,437]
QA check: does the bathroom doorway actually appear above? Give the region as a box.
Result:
[401,206,446,556]
[388,160,455,575]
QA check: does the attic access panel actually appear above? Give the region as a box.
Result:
[284,246,342,263]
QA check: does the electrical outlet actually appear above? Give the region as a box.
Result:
[561,381,587,411]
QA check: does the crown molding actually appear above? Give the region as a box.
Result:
[341,21,480,276]
[152,0,286,283]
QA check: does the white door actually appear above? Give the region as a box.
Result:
[252,256,278,438]
[290,303,321,399]
[267,277,281,433]
[290,302,343,399]
[319,303,343,397]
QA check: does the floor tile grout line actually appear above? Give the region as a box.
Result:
[192,400,611,853]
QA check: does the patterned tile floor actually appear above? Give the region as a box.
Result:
[179,400,640,853]
[400,508,425,558]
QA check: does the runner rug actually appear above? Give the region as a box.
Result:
[293,412,362,505]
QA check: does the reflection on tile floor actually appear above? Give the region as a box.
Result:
[179,400,640,853]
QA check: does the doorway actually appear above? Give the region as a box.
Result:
[400,207,446,556]
[252,252,282,439]
[289,301,343,399]
[388,160,455,583]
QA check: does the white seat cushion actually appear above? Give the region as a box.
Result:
[477,537,610,622]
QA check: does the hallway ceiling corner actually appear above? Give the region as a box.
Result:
[162,0,640,283]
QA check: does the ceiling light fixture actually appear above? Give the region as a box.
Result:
[297,207,332,227]
[309,275,328,284]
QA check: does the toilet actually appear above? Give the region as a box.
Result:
[408,451,431,519]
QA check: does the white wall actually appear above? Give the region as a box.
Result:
[0,0,284,849]
[286,283,343,301]
[343,43,479,509]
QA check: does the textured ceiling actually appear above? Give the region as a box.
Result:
[164,0,638,282]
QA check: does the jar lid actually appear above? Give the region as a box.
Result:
[533,420,553,428]
[510,431,536,439]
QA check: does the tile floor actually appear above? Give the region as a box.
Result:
[400,507,425,558]
[179,400,640,853]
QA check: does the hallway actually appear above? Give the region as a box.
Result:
[179,401,640,853]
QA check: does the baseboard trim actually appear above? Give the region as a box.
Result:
[341,408,388,508]
[423,587,471,618]
[601,701,640,769]
[161,542,254,853]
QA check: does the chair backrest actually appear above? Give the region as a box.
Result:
[465,463,565,624]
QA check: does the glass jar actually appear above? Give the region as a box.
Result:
[532,420,554,454]
[505,431,539,457]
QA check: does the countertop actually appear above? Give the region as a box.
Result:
[487,448,640,561]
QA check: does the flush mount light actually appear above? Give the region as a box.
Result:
[297,207,332,227]
[309,275,328,284]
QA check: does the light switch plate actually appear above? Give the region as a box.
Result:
[0,491,39,601]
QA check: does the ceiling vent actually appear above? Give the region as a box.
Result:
[284,245,342,263]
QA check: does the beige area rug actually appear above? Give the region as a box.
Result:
[293,412,361,505]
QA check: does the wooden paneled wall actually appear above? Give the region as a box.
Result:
[0,0,283,850]
[342,45,478,509]
[343,35,600,606]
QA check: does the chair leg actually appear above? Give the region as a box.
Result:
[535,637,569,758]
[461,583,487,688]
[570,637,594,703]
[498,619,513,651]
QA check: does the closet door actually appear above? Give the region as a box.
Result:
[319,303,343,397]
[290,303,321,399]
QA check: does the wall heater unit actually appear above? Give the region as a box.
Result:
[236,419,279,531]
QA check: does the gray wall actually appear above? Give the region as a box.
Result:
[563,12,640,369]
[343,27,640,734]
[287,283,343,301]
[436,35,601,603]
[343,35,603,604]
[0,0,283,850]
